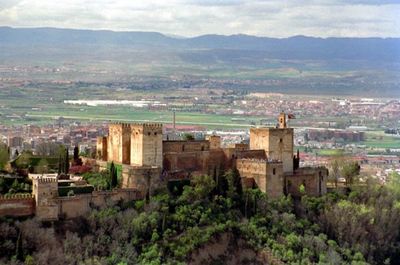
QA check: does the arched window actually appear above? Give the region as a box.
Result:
[273,168,276,175]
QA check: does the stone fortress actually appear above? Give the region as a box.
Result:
[0,113,328,221]
[97,112,328,198]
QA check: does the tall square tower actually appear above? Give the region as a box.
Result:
[107,123,131,164]
[250,113,294,173]
[130,123,163,167]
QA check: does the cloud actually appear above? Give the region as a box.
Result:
[0,0,399,37]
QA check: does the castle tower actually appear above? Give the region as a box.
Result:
[130,123,163,167]
[206,135,221,149]
[96,136,108,161]
[107,123,131,164]
[278,112,287,128]
[250,113,294,173]
[32,176,59,221]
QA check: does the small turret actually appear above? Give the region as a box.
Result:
[278,112,287,129]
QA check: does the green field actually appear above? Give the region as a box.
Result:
[363,132,400,149]
[24,105,264,129]
[315,149,345,156]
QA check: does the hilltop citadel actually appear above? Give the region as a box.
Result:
[0,113,327,221]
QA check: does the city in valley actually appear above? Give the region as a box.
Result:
[0,3,400,264]
[2,87,399,183]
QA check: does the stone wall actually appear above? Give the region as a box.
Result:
[206,135,221,149]
[163,149,226,179]
[236,159,284,198]
[0,194,35,217]
[121,165,162,192]
[163,140,210,153]
[58,188,142,219]
[285,167,328,197]
[96,136,108,161]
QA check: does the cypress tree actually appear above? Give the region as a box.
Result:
[16,230,23,261]
[58,154,62,175]
[73,146,79,161]
[65,148,69,174]
[110,162,117,189]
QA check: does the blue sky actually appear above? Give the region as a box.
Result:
[0,0,399,37]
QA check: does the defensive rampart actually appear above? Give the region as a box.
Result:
[0,194,35,217]
[58,188,143,219]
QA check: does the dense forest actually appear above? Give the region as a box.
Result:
[1,170,400,264]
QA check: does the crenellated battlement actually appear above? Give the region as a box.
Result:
[142,123,163,128]
[0,194,34,201]
[113,122,162,128]
[238,158,282,163]
[36,177,58,184]
[130,123,163,129]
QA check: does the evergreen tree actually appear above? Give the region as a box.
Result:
[65,148,69,174]
[16,230,23,261]
[58,154,62,175]
[73,146,79,161]
[109,162,118,189]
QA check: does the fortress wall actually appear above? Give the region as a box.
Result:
[163,149,226,178]
[0,195,35,217]
[235,149,266,159]
[121,165,162,192]
[285,167,328,197]
[163,140,210,153]
[236,159,284,197]
[237,159,268,192]
[266,162,284,198]
[233,143,249,150]
[249,128,269,151]
[58,194,92,219]
[96,136,108,161]
[58,189,143,219]
[206,135,221,149]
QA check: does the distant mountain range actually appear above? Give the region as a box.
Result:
[1,26,399,62]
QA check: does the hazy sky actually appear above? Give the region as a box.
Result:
[0,0,399,37]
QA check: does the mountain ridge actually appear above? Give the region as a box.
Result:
[1,26,399,62]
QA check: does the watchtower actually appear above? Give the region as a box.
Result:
[278,112,287,129]
[130,123,163,167]
[250,113,294,173]
[32,176,59,221]
[107,123,131,164]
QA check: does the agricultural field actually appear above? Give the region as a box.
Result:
[363,131,400,149]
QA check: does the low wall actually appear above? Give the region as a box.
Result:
[0,194,35,217]
[58,188,143,219]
